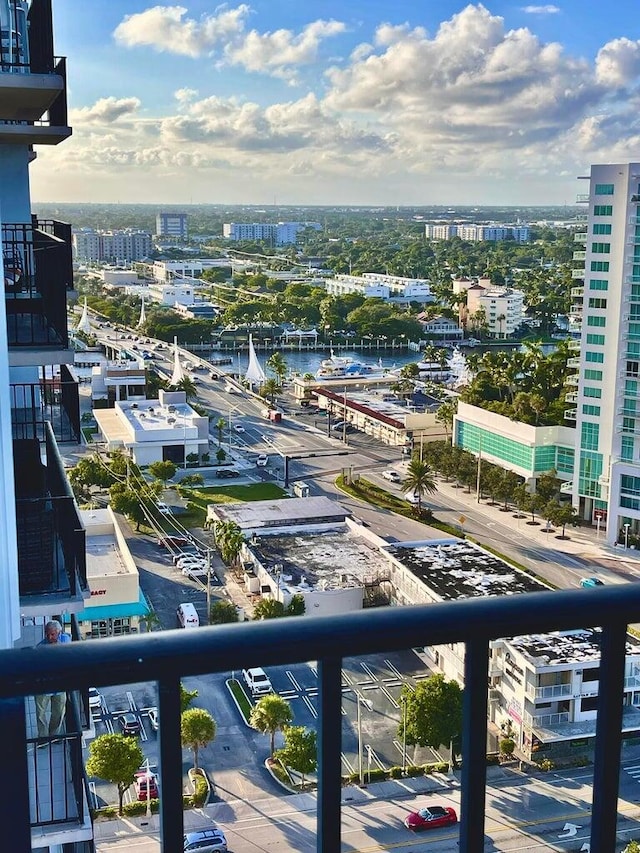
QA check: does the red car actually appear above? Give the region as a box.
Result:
[404,805,457,831]
[134,771,158,801]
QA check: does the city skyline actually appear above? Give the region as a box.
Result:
[30,0,640,206]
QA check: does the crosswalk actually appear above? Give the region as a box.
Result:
[623,763,640,783]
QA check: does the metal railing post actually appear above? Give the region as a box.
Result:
[317,655,342,853]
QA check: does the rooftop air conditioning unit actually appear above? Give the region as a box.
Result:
[149,407,155,414]
[167,417,176,424]
[131,403,138,409]
[168,405,176,413]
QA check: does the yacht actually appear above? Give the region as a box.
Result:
[315,353,385,380]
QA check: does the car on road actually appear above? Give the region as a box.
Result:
[155,501,172,515]
[181,563,208,578]
[382,470,401,483]
[256,454,268,467]
[148,707,159,731]
[404,491,420,505]
[216,469,240,479]
[134,771,158,801]
[183,826,228,853]
[88,688,102,710]
[233,424,245,432]
[404,805,458,831]
[118,713,142,736]
[580,577,605,588]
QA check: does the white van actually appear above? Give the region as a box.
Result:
[177,602,200,628]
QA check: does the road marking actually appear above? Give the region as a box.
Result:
[300,694,317,719]
[558,822,580,838]
[624,763,640,782]
[383,659,403,679]
[285,670,302,692]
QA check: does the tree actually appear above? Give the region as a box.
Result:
[109,483,148,531]
[267,351,288,386]
[139,610,161,633]
[435,398,457,437]
[209,600,239,624]
[399,675,463,766]
[276,726,317,787]
[181,707,216,771]
[253,598,286,619]
[86,733,143,816]
[260,378,279,404]
[216,448,227,465]
[286,594,306,616]
[214,417,226,446]
[546,499,580,538]
[148,460,177,486]
[180,473,204,487]
[402,457,437,512]
[213,520,244,565]
[180,683,198,713]
[250,694,293,758]
[173,375,198,401]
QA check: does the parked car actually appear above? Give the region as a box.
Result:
[256,454,268,467]
[88,688,102,710]
[580,577,604,588]
[382,470,401,483]
[176,556,207,570]
[242,667,273,696]
[172,550,203,565]
[134,771,158,801]
[404,491,420,505]
[148,707,159,731]
[118,713,142,736]
[216,469,240,479]
[181,563,208,577]
[234,424,245,433]
[183,826,228,853]
[161,535,192,550]
[155,501,172,515]
[404,805,458,831]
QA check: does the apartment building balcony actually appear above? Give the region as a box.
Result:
[14,423,87,613]
[560,479,573,493]
[571,286,584,298]
[567,357,581,369]
[23,688,92,847]
[568,339,581,350]
[565,374,579,386]
[572,268,586,279]
[573,233,588,243]
[0,586,638,852]
[525,682,572,701]
[10,364,80,443]
[572,251,586,262]
[0,0,70,144]
[3,219,72,365]
[565,391,579,404]
[576,193,590,203]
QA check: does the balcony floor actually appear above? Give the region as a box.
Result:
[534,705,640,743]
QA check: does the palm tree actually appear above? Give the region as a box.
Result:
[250,694,293,758]
[267,351,288,387]
[173,376,198,401]
[213,520,244,566]
[181,708,216,771]
[260,378,279,404]
[214,417,226,447]
[402,457,437,512]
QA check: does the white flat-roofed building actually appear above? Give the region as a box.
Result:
[223,222,321,245]
[70,508,151,640]
[92,390,209,466]
[146,281,195,306]
[382,538,640,760]
[72,229,152,263]
[325,272,433,301]
[425,224,458,240]
[91,359,146,405]
[152,259,229,282]
[425,224,530,243]
[100,268,140,287]
[466,286,525,338]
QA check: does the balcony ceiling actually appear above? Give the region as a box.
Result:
[0,73,65,121]
[0,123,71,145]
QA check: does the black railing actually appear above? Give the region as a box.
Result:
[1,586,640,851]
[3,219,71,348]
[11,364,80,442]
[14,422,86,598]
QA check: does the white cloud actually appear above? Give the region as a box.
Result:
[70,96,141,124]
[113,4,250,58]
[174,87,199,104]
[596,38,640,87]
[521,5,560,14]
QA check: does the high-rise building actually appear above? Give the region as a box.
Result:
[156,211,188,240]
[223,221,321,245]
[0,1,92,846]
[73,228,152,263]
[571,163,640,545]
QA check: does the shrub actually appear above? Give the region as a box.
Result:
[191,772,208,807]
[366,769,387,783]
[486,753,500,766]
[389,766,403,779]
[406,764,425,777]
[123,799,159,817]
[500,737,516,758]
[537,758,555,772]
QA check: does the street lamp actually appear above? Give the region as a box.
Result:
[356,692,373,786]
[401,695,407,773]
[624,522,631,550]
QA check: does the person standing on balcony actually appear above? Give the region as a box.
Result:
[35,620,71,738]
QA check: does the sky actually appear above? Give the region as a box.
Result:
[29,1,640,207]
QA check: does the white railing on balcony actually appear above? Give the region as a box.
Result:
[571,286,584,298]
[524,710,571,728]
[624,675,640,689]
[565,375,579,386]
[574,233,588,242]
[535,683,572,700]
[565,392,578,404]
[573,251,586,261]
[567,357,581,368]
[560,480,573,493]
[572,269,585,279]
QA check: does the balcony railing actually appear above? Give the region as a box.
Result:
[564,409,577,421]
[0,586,639,852]
[2,219,71,350]
[11,364,80,443]
[572,269,585,279]
[571,286,584,298]
[574,233,588,242]
[534,683,572,700]
[524,709,571,727]
[572,251,586,262]
[14,422,87,602]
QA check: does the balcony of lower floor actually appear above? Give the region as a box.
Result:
[3,219,72,359]
[572,269,586,279]
[1,586,639,852]
[14,422,87,610]
[11,364,80,444]
[564,409,577,422]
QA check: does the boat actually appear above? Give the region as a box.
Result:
[315,352,386,380]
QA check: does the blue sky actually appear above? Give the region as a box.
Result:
[30,1,640,206]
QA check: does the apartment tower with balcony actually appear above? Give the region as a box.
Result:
[571,163,640,546]
[0,0,92,848]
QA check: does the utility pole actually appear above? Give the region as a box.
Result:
[206,548,212,622]
[342,386,348,444]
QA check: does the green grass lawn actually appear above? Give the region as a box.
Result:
[173,482,288,527]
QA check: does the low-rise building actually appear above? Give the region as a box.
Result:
[466,285,525,338]
[92,390,209,466]
[325,273,433,303]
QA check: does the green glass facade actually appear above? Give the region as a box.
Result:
[455,421,574,476]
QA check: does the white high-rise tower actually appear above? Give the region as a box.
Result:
[572,163,640,545]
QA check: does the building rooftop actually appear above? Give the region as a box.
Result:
[385,539,551,600]
[508,627,640,667]
[251,530,391,593]
[210,496,348,531]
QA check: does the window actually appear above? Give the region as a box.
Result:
[591,242,611,254]
[586,351,604,363]
[587,334,605,345]
[583,387,602,399]
[590,261,609,272]
[584,369,603,381]
[588,298,607,308]
[582,404,601,416]
[581,421,600,449]
[622,436,634,461]
[581,697,599,713]
[593,223,612,234]
[593,204,613,215]
[594,184,614,195]
[587,316,606,327]
[589,279,608,290]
